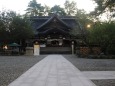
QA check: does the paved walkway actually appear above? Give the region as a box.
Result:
[82,71,115,80]
[8,55,96,86]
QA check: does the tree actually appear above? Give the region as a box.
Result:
[70,9,98,54]
[0,11,16,42]
[43,5,51,16]
[10,16,34,42]
[0,11,34,44]
[26,0,44,16]
[0,16,8,41]
[71,9,94,40]
[91,0,115,17]
[87,21,115,54]
[50,5,66,16]
[76,9,93,29]
[64,0,77,16]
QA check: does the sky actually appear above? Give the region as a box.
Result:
[0,0,96,14]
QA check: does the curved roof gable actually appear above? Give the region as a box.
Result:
[29,14,85,36]
[37,14,71,31]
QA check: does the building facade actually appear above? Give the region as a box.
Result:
[28,14,85,54]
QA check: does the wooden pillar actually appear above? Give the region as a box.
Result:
[71,41,74,54]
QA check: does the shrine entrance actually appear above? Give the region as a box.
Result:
[27,14,84,54]
[47,39,62,47]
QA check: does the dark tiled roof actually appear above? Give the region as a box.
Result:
[29,15,84,35]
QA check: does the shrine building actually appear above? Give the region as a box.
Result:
[27,14,85,54]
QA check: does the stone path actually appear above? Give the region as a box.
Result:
[82,71,115,80]
[8,55,96,86]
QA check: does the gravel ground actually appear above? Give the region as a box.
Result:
[63,55,115,86]
[0,55,115,86]
[63,55,115,71]
[92,79,115,86]
[0,55,46,86]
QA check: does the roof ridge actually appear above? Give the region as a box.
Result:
[36,14,71,30]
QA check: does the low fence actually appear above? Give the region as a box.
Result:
[76,47,101,56]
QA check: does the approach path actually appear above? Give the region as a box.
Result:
[8,55,96,86]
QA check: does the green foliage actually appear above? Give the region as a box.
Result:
[107,44,115,55]
[64,0,77,16]
[10,16,34,41]
[25,0,78,16]
[87,21,115,54]
[50,5,66,16]
[76,9,93,29]
[70,9,94,44]
[0,11,34,43]
[0,11,16,41]
[44,5,51,16]
[0,19,8,41]
[91,0,115,17]
[26,0,44,16]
